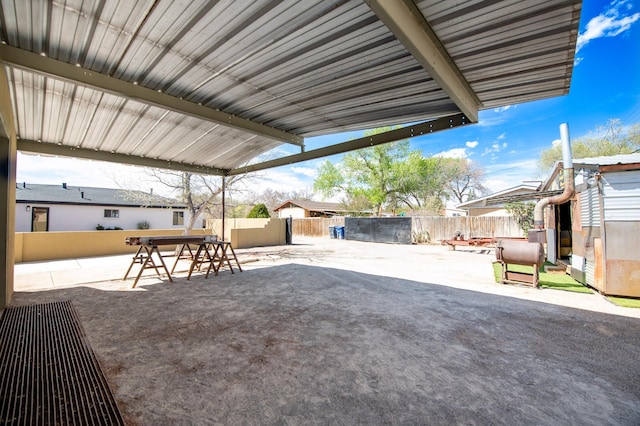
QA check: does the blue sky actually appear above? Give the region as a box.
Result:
[17,0,640,199]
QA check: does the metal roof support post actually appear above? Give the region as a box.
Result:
[221,176,226,242]
[0,63,18,308]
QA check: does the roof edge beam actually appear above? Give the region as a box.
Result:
[229,113,471,175]
[365,0,480,122]
[17,139,227,176]
[0,44,303,147]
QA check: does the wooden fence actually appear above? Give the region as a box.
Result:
[292,216,523,242]
[292,217,345,237]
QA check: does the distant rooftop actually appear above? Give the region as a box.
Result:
[274,200,347,214]
[571,153,640,167]
[16,183,184,208]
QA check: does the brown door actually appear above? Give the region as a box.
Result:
[31,207,49,232]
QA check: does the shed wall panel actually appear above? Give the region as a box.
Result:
[602,171,640,222]
[580,185,600,227]
[603,221,640,297]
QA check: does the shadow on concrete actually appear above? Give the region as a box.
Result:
[10,263,640,425]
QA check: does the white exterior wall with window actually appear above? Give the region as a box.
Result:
[15,203,189,232]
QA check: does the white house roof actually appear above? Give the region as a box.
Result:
[16,183,183,208]
[541,153,640,190]
[0,0,582,176]
[274,200,347,214]
[572,153,640,167]
[457,184,540,208]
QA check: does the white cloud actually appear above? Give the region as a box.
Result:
[433,148,468,159]
[551,138,562,147]
[497,133,506,140]
[576,0,640,54]
[477,106,518,127]
[291,166,317,178]
[465,140,478,148]
[493,105,512,113]
[17,152,150,189]
[483,159,540,193]
[482,141,508,156]
[252,168,313,192]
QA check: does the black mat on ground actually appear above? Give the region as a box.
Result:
[0,300,124,425]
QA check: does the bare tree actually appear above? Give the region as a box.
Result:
[130,169,253,234]
[442,159,488,204]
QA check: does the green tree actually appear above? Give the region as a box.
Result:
[313,161,345,199]
[539,119,640,171]
[391,154,449,214]
[314,127,412,215]
[505,202,535,236]
[247,203,270,218]
[313,127,487,215]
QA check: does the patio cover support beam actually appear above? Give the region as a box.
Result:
[365,0,480,123]
[0,63,17,308]
[17,139,227,176]
[229,113,471,175]
[0,45,304,147]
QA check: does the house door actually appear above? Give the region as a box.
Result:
[31,207,49,232]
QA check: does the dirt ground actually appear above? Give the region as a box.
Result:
[10,237,640,425]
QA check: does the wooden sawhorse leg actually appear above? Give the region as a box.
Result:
[123,245,147,281]
[207,242,242,276]
[129,244,174,288]
[171,243,197,274]
[187,243,214,280]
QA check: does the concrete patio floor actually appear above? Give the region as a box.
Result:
[10,237,640,425]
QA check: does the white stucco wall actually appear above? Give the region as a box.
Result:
[15,203,191,232]
[468,208,509,217]
[277,207,307,218]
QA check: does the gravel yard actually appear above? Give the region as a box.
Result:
[11,237,640,425]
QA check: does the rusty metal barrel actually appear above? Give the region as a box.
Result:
[495,240,544,266]
[495,239,545,287]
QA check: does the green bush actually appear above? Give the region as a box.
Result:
[137,220,151,229]
[505,202,535,236]
[247,203,270,218]
[96,224,104,230]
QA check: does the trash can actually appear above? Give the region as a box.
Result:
[329,226,336,239]
[335,226,345,239]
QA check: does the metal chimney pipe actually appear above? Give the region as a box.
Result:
[534,123,574,228]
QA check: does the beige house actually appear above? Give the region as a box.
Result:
[274,200,347,218]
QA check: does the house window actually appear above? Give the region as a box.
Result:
[104,209,119,218]
[173,211,184,226]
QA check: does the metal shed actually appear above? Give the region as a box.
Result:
[540,154,640,297]
[0,0,582,307]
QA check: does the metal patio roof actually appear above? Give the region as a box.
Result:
[0,0,581,176]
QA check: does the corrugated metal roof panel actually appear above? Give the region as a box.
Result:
[575,154,640,167]
[1,0,581,174]
[419,0,580,108]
